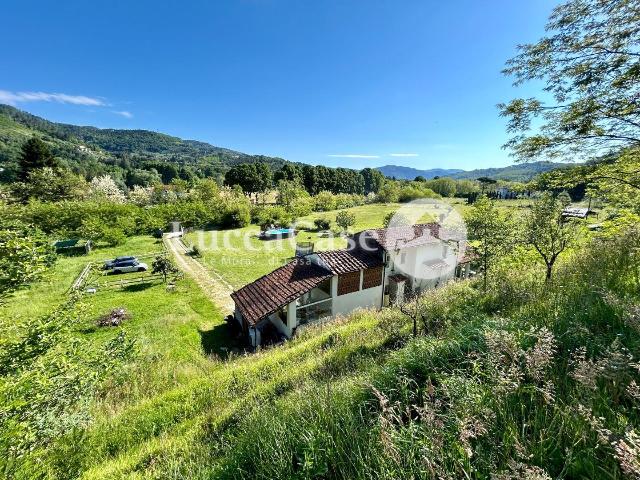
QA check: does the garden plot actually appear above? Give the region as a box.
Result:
[71,251,182,293]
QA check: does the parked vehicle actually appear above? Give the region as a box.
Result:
[104,256,137,270]
[111,260,148,274]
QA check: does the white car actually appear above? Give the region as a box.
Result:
[111,260,148,274]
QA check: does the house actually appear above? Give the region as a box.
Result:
[231,223,474,346]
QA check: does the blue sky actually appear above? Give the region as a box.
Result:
[2,0,556,170]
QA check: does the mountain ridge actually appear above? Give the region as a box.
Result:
[1,104,570,184]
[377,161,572,182]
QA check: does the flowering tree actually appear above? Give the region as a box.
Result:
[89,175,126,203]
[128,185,154,206]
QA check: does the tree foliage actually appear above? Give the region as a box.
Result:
[152,255,179,282]
[466,195,515,290]
[500,0,640,160]
[335,210,356,232]
[360,167,385,194]
[525,192,576,281]
[224,162,273,198]
[19,137,57,181]
[0,221,56,301]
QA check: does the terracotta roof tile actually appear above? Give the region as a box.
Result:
[316,249,383,275]
[231,258,332,326]
[362,223,441,251]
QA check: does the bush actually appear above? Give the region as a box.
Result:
[101,227,126,247]
[336,210,356,232]
[313,218,331,230]
[290,195,314,217]
[252,206,293,229]
[313,191,337,211]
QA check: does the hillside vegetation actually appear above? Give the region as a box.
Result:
[0,104,288,183]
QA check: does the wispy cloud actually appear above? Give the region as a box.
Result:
[112,110,133,118]
[327,154,380,158]
[390,153,419,157]
[0,90,106,107]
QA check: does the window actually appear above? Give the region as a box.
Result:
[362,266,383,289]
[338,271,360,296]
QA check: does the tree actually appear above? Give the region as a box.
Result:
[0,221,56,302]
[377,181,401,203]
[477,177,497,195]
[335,210,356,232]
[274,163,304,185]
[500,0,640,160]
[13,167,88,202]
[89,175,126,203]
[224,162,273,200]
[466,195,515,290]
[276,180,309,208]
[427,177,457,197]
[191,178,220,202]
[152,255,179,283]
[525,192,575,281]
[19,137,57,181]
[414,175,426,182]
[361,168,385,194]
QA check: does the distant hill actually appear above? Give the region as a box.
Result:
[0,104,572,185]
[376,165,464,180]
[0,104,288,182]
[377,161,571,182]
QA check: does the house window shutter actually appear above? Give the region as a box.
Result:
[362,266,382,289]
[338,271,360,296]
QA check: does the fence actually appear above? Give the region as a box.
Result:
[69,250,170,293]
[88,272,184,290]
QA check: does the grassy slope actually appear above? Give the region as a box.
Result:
[7,200,629,479]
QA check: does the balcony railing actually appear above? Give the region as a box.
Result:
[296,298,332,325]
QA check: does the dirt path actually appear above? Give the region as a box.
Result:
[163,234,235,315]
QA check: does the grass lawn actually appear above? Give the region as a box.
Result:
[0,235,234,413]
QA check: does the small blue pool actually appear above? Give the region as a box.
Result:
[261,228,296,239]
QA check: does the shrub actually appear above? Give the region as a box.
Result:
[101,227,126,247]
[313,218,331,230]
[225,203,251,228]
[290,195,314,217]
[252,206,293,229]
[336,210,356,232]
[313,191,337,211]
